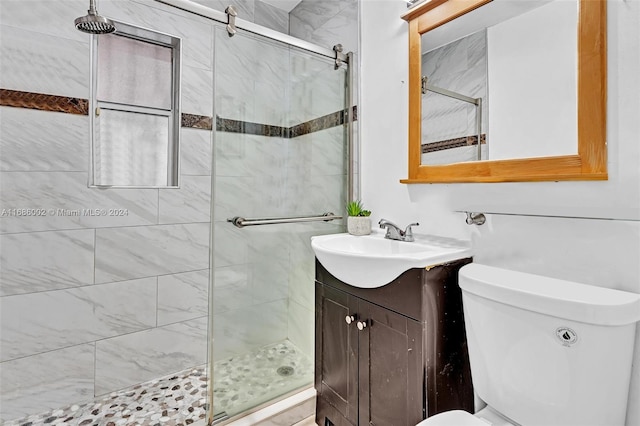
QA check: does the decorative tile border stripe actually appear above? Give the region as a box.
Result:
[217,117,289,137]
[290,105,358,138]
[1,88,214,130]
[0,88,357,137]
[217,105,358,138]
[422,133,486,154]
[0,89,89,115]
[182,113,213,130]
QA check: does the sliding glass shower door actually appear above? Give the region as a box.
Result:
[210,27,349,421]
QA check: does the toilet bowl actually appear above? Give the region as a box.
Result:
[416,264,640,426]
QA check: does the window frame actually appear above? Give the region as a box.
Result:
[89,20,182,189]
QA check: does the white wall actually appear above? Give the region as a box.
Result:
[360,0,640,424]
[488,0,577,159]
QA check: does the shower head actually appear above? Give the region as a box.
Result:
[74,0,116,34]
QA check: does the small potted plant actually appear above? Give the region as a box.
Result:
[346,200,372,236]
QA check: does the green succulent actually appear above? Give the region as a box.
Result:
[347,200,371,217]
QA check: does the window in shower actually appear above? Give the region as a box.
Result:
[90,22,181,187]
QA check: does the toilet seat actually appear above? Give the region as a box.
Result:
[416,410,489,426]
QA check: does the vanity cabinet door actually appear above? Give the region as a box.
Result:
[358,299,425,426]
[315,283,359,426]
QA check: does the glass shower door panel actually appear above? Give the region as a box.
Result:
[212,27,348,419]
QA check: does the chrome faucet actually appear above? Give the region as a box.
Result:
[378,219,419,242]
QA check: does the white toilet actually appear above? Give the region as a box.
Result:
[418,264,640,426]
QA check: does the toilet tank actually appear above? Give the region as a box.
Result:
[458,264,640,426]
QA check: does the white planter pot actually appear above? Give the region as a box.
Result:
[347,216,371,236]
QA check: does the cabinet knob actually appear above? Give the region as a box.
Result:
[345,315,356,325]
[357,320,368,331]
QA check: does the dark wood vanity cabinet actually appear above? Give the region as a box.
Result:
[315,258,474,426]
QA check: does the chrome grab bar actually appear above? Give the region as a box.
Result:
[228,212,342,228]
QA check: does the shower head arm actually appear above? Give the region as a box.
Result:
[87,0,98,15]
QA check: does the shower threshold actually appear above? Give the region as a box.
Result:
[212,411,229,424]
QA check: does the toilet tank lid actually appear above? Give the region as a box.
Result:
[459,264,640,326]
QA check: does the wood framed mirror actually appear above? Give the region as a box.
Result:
[401,0,606,183]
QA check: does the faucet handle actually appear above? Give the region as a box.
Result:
[404,222,419,241]
[378,218,398,228]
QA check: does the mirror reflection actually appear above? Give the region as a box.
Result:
[420,0,578,166]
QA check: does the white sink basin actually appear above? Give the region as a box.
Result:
[311,231,472,288]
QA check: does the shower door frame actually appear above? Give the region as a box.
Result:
[156,0,348,62]
[152,1,357,424]
[156,0,357,203]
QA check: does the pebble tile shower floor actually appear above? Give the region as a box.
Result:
[4,368,208,426]
[212,340,313,418]
[4,340,312,426]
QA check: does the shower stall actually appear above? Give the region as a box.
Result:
[0,1,353,425]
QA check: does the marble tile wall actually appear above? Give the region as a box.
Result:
[0,107,88,172]
[286,1,358,356]
[189,0,289,33]
[280,126,347,357]
[0,0,214,421]
[94,223,210,283]
[0,171,159,234]
[285,223,343,358]
[289,0,357,130]
[289,0,358,54]
[0,25,90,99]
[255,1,290,33]
[0,277,157,362]
[158,270,210,326]
[94,317,209,395]
[212,23,349,364]
[288,0,360,198]
[212,128,292,362]
[215,26,291,127]
[0,345,96,422]
[288,0,359,356]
